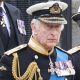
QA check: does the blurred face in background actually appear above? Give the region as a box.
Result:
[31,19,64,50]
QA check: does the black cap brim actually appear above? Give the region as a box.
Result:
[38,17,67,24]
[72,13,80,22]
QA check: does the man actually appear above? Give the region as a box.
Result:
[67,6,80,80]
[0,0,26,57]
[0,1,75,80]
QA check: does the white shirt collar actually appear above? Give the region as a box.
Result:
[0,1,6,13]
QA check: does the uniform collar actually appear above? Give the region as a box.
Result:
[28,36,53,56]
[0,1,6,13]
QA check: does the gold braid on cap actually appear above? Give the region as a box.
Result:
[12,53,43,80]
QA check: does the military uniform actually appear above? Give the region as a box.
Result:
[0,37,75,80]
[68,46,80,80]
[70,5,80,80]
[0,1,75,80]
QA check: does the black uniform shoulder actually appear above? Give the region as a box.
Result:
[67,46,80,55]
[4,44,27,56]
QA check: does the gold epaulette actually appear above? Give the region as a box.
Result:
[4,44,27,56]
[67,46,80,55]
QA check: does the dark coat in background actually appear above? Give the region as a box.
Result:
[0,2,26,57]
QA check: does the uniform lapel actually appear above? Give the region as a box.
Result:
[0,38,5,57]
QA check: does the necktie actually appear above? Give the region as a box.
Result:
[0,7,9,50]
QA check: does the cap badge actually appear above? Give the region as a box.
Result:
[49,3,61,14]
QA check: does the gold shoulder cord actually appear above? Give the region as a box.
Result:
[12,52,43,80]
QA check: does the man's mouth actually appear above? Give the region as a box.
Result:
[47,39,57,42]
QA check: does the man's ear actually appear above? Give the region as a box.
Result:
[31,20,38,35]
[31,20,35,30]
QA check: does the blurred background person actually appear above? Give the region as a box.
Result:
[0,0,26,58]
[68,6,80,80]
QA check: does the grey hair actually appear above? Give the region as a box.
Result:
[31,19,41,28]
[31,19,64,31]
[61,25,64,31]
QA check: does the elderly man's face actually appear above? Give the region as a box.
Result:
[32,20,62,50]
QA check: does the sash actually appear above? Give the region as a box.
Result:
[49,48,68,80]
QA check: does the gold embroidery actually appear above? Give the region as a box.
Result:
[12,52,43,80]
[4,44,27,56]
[49,3,61,14]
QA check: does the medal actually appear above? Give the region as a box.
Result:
[17,19,26,35]
[48,55,55,74]
[55,60,75,76]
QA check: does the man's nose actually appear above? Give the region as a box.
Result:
[50,30,58,36]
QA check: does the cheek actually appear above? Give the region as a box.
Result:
[37,30,48,43]
[39,29,48,38]
[57,31,61,40]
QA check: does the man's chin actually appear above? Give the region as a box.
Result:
[46,43,56,49]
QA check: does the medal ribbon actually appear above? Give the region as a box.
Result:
[49,48,68,80]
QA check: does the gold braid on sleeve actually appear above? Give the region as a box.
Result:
[12,52,43,80]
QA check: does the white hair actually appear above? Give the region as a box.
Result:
[31,19,64,31]
[61,25,64,31]
[31,19,41,28]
